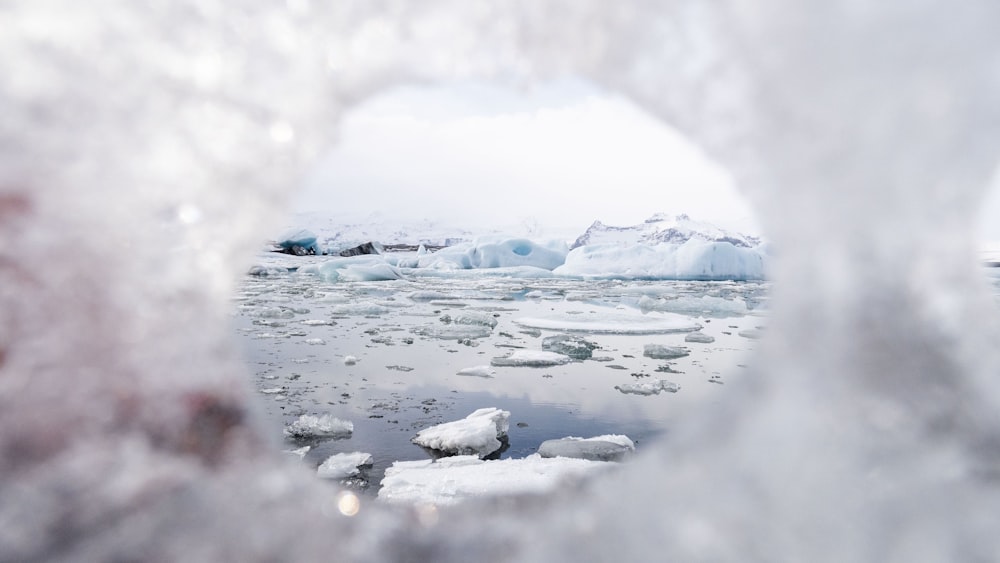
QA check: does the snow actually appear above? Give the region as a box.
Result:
[283,414,354,439]
[514,312,701,334]
[614,380,681,396]
[378,454,615,506]
[316,452,373,479]
[412,408,510,457]
[457,365,495,377]
[537,435,635,462]
[491,350,573,367]
[554,239,767,281]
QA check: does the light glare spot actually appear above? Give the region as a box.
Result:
[177,204,202,224]
[337,491,361,517]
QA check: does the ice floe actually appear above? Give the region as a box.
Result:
[457,365,495,377]
[377,454,615,506]
[514,312,700,334]
[537,435,635,462]
[541,334,599,359]
[642,344,690,359]
[284,414,354,439]
[302,256,404,282]
[637,294,749,317]
[491,350,573,367]
[412,408,510,458]
[317,452,373,479]
[684,332,716,343]
[554,239,766,281]
[614,380,681,396]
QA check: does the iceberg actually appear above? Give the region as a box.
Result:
[378,454,615,506]
[537,435,635,462]
[274,228,320,255]
[283,414,354,440]
[412,408,510,458]
[642,344,690,360]
[415,238,569,270]
[554,239,767,281]
[541,334,599,360]
[303,256,404,283]
[316,452,373,480]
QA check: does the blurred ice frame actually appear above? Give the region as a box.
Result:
[3,1,1000,561]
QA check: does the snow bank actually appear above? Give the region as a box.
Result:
[378,454,614,506]
[491,350,573,367]
[537,435,635,462]
[514,312,701,334]
[283,414,354,439]
[412,408,510,457]
[554,239,767,280]
[415,238,569,271]
[316,452,373,479]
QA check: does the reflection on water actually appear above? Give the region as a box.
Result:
[232,255,768,493]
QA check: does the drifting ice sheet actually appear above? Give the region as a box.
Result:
[316,452,373,479]
[491,350,573,367]
[283,414,354,439]
[378,454,615,506]
[515,312,701,334]
[412,408,510,457]
[538,435,636,462]
[614,380,681,396]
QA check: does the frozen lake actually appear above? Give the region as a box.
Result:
[232,253,769,495]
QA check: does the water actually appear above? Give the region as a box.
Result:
[232,253,768,493]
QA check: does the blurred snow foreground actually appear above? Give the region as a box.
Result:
[2,1,1000,561]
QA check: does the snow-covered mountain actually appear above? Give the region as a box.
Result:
[570,213,761,249]
[284,211,484,250]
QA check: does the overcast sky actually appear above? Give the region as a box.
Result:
[293,79,763,238]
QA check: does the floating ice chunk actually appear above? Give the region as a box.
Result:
[378,454,614,506]
[284,414,354,440]
[643,344,690,359]
[259,386,285,394]
[491,350,573,367]
[300,319,333,326]
[416,238,568,270]
[247,264,288,276]
[638,294,749,318]
[684,332,716,343]
[412,407,510,458]
[308,256,404,282]
[457,365,495,377]
[515,312,700,335]
[440,311,498,328]
[343,355,358,366]
[317,452,374,479]
[739,328,764,339]
[304,338,326,345]
[283,446,311,459]
[614,380,681,396]
[554,239,766,281]
[541,334,598,360]
[538,435,635,462]
[330,302,392,316]
[412,325,493,340]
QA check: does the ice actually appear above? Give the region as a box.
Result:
[554,240,767,281]
[537,435,635,462]
[378,454,615,506]
[283,446,311,459]
[411,325,494,340]
[642,344,690,360]
[457,365,496,377]
[8,1,1000,561]
[638,294,748,318]
[343,355,358,366]
[283,415,354,440]
[416,238,568,270]
[541,334,599,360]
[515,312,701,334]
[303,257,404,283]
[614,380,681,396]
[275,228,319,255]
[439,311,498,328]
[491,350,573,367]
[411,408,510,458]
[316,452,373,480]
[684,332,716,344]
[329,302,392,316]
[304,338,326,345]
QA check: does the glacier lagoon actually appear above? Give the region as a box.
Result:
[234,250,768,495]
